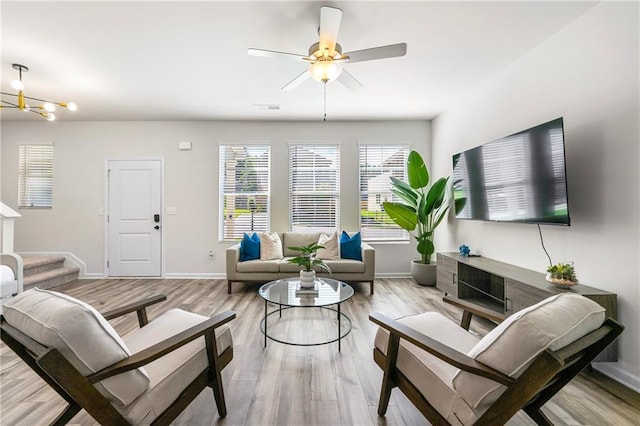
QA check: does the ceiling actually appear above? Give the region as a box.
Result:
[1,1,596,122]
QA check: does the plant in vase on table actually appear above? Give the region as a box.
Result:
[287,242,332,288]
[546,262,578,288]
[383,151,466,286]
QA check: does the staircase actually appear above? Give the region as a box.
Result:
[22,255,80,291]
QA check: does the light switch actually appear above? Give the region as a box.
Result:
[166,207,177,215]
[178,141,192,151]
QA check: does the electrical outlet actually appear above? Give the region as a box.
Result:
[208,250,215,260]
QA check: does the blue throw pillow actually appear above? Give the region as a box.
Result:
[240,232,260,261]
[340,231,362,261]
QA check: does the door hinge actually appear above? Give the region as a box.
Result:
[107,215,109,223]
[107,260,109,268]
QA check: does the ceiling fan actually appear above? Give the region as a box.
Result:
[247,5,407,92]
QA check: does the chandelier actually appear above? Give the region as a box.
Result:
[1,64,77,121]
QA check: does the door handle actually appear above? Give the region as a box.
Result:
[154,225,160,230]
[154,214,160,223]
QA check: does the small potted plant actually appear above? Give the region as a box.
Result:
[287,242,331,288]
[546,262,578,288]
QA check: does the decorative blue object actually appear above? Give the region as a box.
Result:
[240,232,261,261]
[340,231,363,261]
[459,244,471,256]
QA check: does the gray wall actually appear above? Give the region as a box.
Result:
[431,2,639,389]
[0,119,428,277]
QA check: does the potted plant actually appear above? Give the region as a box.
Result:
[546,262,578,288]
[287,242,332,288]
[382,150,465,286]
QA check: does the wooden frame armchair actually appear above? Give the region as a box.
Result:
[370,293,623,425]
[1,289,236,425]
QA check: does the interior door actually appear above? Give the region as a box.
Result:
[108,160,162,276]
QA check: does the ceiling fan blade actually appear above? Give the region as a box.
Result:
[319,6,342,56]
[282,70,311,91]
[344,43,407,63]
[337,69,364,92]
[247,48,307,61]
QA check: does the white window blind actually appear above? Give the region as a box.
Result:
[289,144,340,232]
[359,144,410,241]
[18,144,53,208]
[219,145,270,241]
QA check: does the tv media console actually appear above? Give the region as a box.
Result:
[436,252,618,362]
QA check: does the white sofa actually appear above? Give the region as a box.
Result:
[1,253,24,313]
[226,231,375,294]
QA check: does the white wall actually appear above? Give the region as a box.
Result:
[0,120,429,278]
[432,2,639,388]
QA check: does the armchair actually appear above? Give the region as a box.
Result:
[370,293,623,425]
[1,288,236,425]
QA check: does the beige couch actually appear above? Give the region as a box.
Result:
[226,231,375,294]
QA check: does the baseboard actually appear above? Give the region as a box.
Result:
[78,273,107,279]
[375,272,412,278]
[592,362,640,393]
[163,272,226,279]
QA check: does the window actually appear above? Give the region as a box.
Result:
[18,144,53,208]
[219,145,270,241]
[289,144,340,232]
[359,144,410,241]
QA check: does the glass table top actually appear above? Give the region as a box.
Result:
[258,277,354,307]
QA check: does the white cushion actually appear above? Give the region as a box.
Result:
[0,279,18,298]
[453,293,605,413]
[283,232,321,256]
[260,232,283,260]
[316,232,340,260]
[375,312,480,425]
[1,265,18,297]
[0,264,15,282]
[2,289,150,406]
[119,309,233,424]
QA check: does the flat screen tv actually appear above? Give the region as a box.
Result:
[452,117,570,225]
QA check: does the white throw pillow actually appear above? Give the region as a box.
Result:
[260,232,283,260]
[316,232,340,260]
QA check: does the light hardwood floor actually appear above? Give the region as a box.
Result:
[1,278,638,425]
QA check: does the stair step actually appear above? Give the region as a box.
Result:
[23,267,80,291]
[22,255,67,277]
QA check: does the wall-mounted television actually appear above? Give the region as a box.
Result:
[453,117,570,226]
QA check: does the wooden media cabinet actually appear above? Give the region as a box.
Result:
[436,252,618,361]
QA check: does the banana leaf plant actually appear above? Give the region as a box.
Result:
[382,151,466,264]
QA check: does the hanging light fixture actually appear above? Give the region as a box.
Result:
[1,64,77,121]
[309,59,343,83]
[307,42,344,84]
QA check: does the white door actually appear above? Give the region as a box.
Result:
[108,160,162,277]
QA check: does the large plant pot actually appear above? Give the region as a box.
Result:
[411,260,437,286]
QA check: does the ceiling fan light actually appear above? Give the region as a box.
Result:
[65,102,78,111]
[309,61,342,83]
[43,102,56,112]
[46,112,56,121]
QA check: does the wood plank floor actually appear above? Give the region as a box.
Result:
[1,278,638,425]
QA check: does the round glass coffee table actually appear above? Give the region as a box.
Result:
[258,277,354,351]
